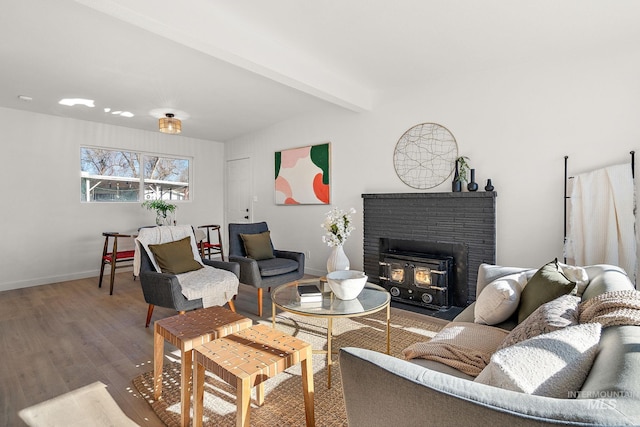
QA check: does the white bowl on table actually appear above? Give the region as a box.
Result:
[326,270,368,300]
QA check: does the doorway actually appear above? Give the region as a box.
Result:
[226,157,252,226]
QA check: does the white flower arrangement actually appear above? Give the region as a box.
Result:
[321,207,356,247]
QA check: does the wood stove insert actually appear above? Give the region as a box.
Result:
[379,251,454,310]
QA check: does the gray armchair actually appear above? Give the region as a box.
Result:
[228,222,305,316]
[137,227,240,327]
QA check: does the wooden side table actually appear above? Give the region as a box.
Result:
[154,306,253,427]
[193,324,315,427]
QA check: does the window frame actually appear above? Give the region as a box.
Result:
[80,145,193,203]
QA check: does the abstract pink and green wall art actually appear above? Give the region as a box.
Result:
[275,143,330,205]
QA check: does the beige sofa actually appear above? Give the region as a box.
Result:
[340,263,640,426]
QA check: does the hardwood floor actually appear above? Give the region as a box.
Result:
[0,270,280,426]
[0,270,437,426]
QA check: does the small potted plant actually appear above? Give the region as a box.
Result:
[142,199,177,226]
[452,156,471,192]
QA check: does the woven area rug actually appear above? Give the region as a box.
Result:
[133,309,446,426]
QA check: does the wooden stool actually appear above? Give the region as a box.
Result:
[193,324,315,427]
[154,306,253,427]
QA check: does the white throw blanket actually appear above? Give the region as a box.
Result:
[566,163,636,282]
[174,265,239,308]
[134,225,239,308]
[134,225,201,275]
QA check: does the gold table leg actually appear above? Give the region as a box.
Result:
[272,301,276,329]
[386,303,391,354]
[327,317,333,389]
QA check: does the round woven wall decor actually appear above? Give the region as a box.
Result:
[393,123,458,189]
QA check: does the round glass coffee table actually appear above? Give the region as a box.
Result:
[271,279,391,388]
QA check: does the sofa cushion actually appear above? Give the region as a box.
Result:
[498,294,581,350]
[408,358,476,380]
[257,257,299,277]
[148,236,204,275]
[455,302,520,331]
[560,263,590,296]
[581,265,634,301]
[474,272,528,325]
[240,231,275,260]
[475,323,602,398]
[517,259,576,323]
[476,263,535,297]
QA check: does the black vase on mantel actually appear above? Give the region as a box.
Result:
[452,161,462,192]
[485,179,494,192]
[467,169,478,192]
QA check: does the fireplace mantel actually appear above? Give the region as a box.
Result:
[362,192,497,200]
[362,192,497,307]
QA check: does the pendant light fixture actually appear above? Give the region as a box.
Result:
[159,113,182,134]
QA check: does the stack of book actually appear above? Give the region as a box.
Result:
[297,283,323,303]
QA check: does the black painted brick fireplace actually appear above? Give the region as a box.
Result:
[362,192,497,308]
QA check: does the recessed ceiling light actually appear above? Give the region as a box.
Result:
[18,95,33,102]
[103,107,134,118]
[59,98,95,107]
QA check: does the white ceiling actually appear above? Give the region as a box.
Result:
[1,0,639,142]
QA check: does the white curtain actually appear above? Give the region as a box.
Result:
[566,163,636,282]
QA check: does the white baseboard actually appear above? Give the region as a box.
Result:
[0,269,103,292]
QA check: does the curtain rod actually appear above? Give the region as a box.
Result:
[565,151,635,180]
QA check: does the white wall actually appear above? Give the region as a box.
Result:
[226,49,640,277]
[0,107,225,291]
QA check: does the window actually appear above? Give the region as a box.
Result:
[81,147,190,202]
[143,156,190,201]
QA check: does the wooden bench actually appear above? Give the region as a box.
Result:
[193,324,314,427]
[154,306,253,427]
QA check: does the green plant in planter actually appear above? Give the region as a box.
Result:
[455,156,471,183]
[142,199,177,225]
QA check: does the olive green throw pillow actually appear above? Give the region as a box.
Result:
[148,236,203,274]
[240,231,275,260]
[517,258,576,324]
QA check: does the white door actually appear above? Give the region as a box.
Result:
[226,157,252,224]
